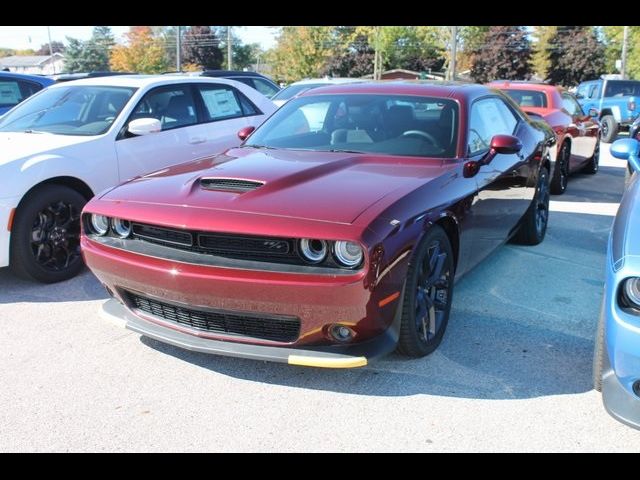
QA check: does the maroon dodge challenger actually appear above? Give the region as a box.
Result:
[81,82,553,368]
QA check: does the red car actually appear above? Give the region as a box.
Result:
[490,81,601,194]
[82,82,553,368]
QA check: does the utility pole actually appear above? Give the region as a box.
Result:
[46,26,55,74]
[373,26,381,80]
[176,26,182,72]
[621,26,630,80]
[449,26,458,81]
[227,26,232,70]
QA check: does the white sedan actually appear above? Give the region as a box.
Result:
[0,75,276,283]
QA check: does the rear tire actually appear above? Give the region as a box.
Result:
[397,225,454,357]
[9,184,87,283]
[593,298,606,392]
[511,167,550,246]
[550,142,570,194]
[583,138,600,174]
[600,115,617,143]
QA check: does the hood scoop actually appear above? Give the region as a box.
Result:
[199,178,264,193]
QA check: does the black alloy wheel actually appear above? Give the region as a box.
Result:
[397,225,454,357]
[10,184,87,283]
[551,142,570,194]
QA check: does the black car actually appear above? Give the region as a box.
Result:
[164,70,280,99]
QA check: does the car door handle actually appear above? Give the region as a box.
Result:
[189,137,206,144]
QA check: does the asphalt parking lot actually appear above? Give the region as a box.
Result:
[1,143,639,452]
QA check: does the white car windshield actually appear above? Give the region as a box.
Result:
[0,85,136,136]
[246,94,459,158]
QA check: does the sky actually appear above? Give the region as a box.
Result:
[0,26,279,51]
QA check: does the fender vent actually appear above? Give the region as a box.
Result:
[200,178,264,192]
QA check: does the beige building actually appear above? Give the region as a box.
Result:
[0,53,65,75]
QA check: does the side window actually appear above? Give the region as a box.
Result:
[561,94,583,116]
[0,79,28,108]
[252,78,279,98]
[468,98,518,155]
[238,93,259,116]
[577,84,590,99]
[196,84,244,121]
[130,86,197,131]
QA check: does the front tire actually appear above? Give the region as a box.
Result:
[511,166,550,246]
[397,225,454,357]
[9,184,87,283]
[600,115,617,143]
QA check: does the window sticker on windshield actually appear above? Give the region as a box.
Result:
[0,82,22,105]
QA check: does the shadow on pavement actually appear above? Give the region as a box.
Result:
[0,268,108,304]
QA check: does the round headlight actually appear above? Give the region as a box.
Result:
[334,241,363,267]
[299,239,328,263]
[112,218,132,238]
[623,278,640,308]
[90,214,109,236]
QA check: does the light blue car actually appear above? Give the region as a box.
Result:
[594,138,640,429]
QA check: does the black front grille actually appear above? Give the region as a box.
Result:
[132,223,192,246]
[200,178,264,192]
[198,233,292,257]
[126,291,300,343]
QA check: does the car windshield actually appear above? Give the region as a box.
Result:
[501,89,547,108]
[272,83,326,101]
[604,81,640,97]
[0,85,136,136]
[246,94,459,158]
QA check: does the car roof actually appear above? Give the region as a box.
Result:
[288,78,364,86]
[45,74,252,89]
[299,80,489,100]
[0,71,55,85]
[489,80,559,93]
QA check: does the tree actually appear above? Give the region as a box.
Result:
[321,30,375,77]
[110,26,168,74]
[356,26,446,73]
[602,26,640,79]
[531,26,556,79]
[0,48,15,58]
[182,26,223,70]
[270,26,335,82]
[456,26,489,71]
[35,41,65,55]
[546,26,605,86]
[469,26,532,83]
[63,27,115,73]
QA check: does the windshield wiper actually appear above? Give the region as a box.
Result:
[243,144,277,150]
[326,148,366,154]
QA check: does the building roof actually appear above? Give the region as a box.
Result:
[0,53,64,67]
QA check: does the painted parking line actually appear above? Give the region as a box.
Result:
[550,200,619,216]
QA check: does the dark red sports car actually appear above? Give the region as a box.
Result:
[491,81,601,194]
[82,82,552,368]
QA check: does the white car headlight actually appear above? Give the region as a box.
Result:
[299,239,328,263]
[112,218,132,238]
[333,241,363,267]
[90,214,110,236]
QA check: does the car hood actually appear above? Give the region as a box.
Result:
[100,147,447,224]
[0,131,93,166]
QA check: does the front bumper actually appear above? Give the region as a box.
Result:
[103,298,400,368]
[602,346,640,429]
[601,251,640,429]
[83,236,406,367]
